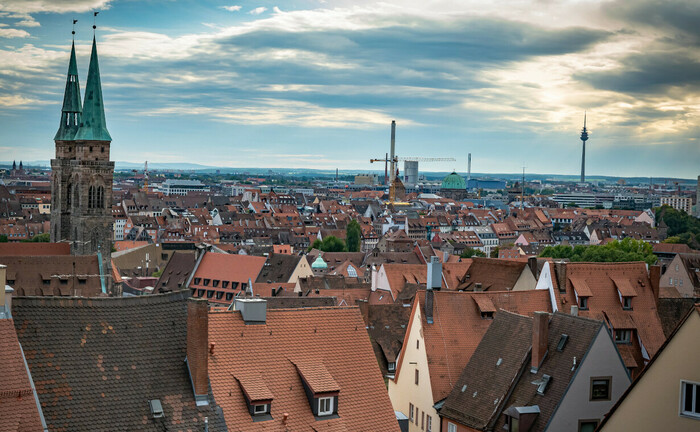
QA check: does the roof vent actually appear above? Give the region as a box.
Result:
[461,384,467,392]
[496,358,503,367]
[534,374,552,395]
[149,399,165,419]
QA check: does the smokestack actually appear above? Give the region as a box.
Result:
[187,298,209,399]
[531,311,549,373]
[467,153,472,181]
[389,121,396,184]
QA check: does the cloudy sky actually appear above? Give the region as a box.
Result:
[1,0,698,178]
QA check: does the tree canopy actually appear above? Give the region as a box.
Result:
[308,235,347,252]
[540,237,657,265]
[656,205,700,249]
[460,247,486,258]
[346,219,361,252]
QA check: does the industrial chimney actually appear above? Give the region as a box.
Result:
[467,153,472,181]
[389,121,396,184]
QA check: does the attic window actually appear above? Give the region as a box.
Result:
[579,296,589,310]
[203,279,210,286]
[481,311,494,319]
[222,281,229,288]
[318,397,334,416]
[387,362,396,372]
[614,329,631,344]
[622,297,632,310]
[557,334,569,352]
[212,280,220,287]
[193,277,201,285]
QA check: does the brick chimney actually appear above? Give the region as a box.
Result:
[187,298,209,402]
[531,311,549,373]
[528,256,538,279]
[649,265,661,305]
[554,261,567,293]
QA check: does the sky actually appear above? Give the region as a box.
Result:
[0,0,699,178]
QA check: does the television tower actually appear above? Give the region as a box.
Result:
[580,113,589,183]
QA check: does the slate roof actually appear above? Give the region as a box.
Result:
[493,313,604,431]
[361,303,413,376]
[0,255,103,297]
[404,289,552,403]
[12,291,226,432]
[255,253,301,283]
[440,311,533,429]
[208,307,400,431]
[155,251,197,293]
[0,319,44,432]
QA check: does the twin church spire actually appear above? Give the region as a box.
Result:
[54,32,111,142]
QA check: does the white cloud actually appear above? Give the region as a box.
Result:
[0,0,112,14]
[0,27,30,38]
[249,7,268,15]
[221,5,242,12]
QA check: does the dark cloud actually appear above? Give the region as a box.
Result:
[603,0,700,45]
[575,50,700,94]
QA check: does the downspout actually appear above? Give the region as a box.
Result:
[97,246,106,295]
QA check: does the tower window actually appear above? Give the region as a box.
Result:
[89,146,93,152]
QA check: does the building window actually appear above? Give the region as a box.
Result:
[387,362,396,372]
[318,397,333,416]
[614,330,631,344]
[416,339,420,349]
[681,380,700,418]
[421,411,425,430]
[222,281,229,289]
[426,415,432,432]
[193,277,201,285]
[590,377,611,401]
[212,280,220,287]
[203,279,210,286]
[622,297,632,310]
[579,420,599,432]
[409,403,414,422]
[579,296,588,310]
[448,423,457,432]
[505,416,519,432]
[253,403,269,415]
[415,369,419,385]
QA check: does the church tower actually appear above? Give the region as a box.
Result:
[51,32,114,270]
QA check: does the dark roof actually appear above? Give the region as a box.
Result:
[0,242,71,256]
[0,255,103,297]
[656,297,696,338]
[440,310,533,429]
[263,296,337,309]
[155,251,197,293]
[362,303,413,376]
[255,253,301,283]
[493,313,603,431]
[457,257,529,291]
[12,291,226,431]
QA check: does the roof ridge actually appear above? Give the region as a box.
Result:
[552,310,604,325]
[14,289,190,306]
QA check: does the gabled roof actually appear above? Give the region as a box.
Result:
[155,251,197,293]
[457,257,529,291]
[406,289,552,403]
[493,313,604,431]
[0,319,44,432]
[12,291,226,431]
[208,307,399,431]
[255,253,301,283]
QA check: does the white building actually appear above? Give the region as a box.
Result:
[660,196,692,213]
[161,179,210,196]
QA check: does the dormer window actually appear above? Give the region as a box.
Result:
[253,403,269,415]
[387,362,396,372]
[318,397,334,416]
[615,329,631,343]
[579,296,589,310]
[622,297,632,310]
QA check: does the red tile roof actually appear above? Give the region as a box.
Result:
[0,319,44,432]
[208,307,399,431]
[402,289,552,403]
[0,242,70,256]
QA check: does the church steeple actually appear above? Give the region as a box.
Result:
[75,36,111,141]
[54,41,82,141]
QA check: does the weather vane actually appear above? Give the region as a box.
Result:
[93,11,99,33]
[72,19,77,39]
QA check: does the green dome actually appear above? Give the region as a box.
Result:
[311,255,328,269]
[441,172,466,190]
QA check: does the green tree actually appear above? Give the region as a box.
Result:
[346,219,361,252]
[21,233,50,242]
[461,248,486,258]
[151,268,164,278]
[0,235,7,242]
[308,236,346,252]
[656,205,700,249]
[490,246,500,258]
[540,238,657,265]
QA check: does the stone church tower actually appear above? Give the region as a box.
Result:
[51,36,114,277]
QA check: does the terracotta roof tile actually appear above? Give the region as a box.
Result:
[612,277,638,297]
[293,359,341,394]
[208,307,399,431]
[408,289,552,403]
[234,371,275,402]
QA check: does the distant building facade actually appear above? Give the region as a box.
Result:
[660,196,692,213]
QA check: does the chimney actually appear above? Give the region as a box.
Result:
[358,299,369,326]
[187,298,209,401]
[425,289,434,325]
[235,298,267,324]
[570,305,579,316]
[531,312,549,373]
[554,261,567,293]
[649,265,661,305]
[427,256,442,290]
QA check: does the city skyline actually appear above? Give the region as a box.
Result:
[1,0,699,178]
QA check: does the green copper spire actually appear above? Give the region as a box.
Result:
[54,41,83,141]
[75,36,111,141]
